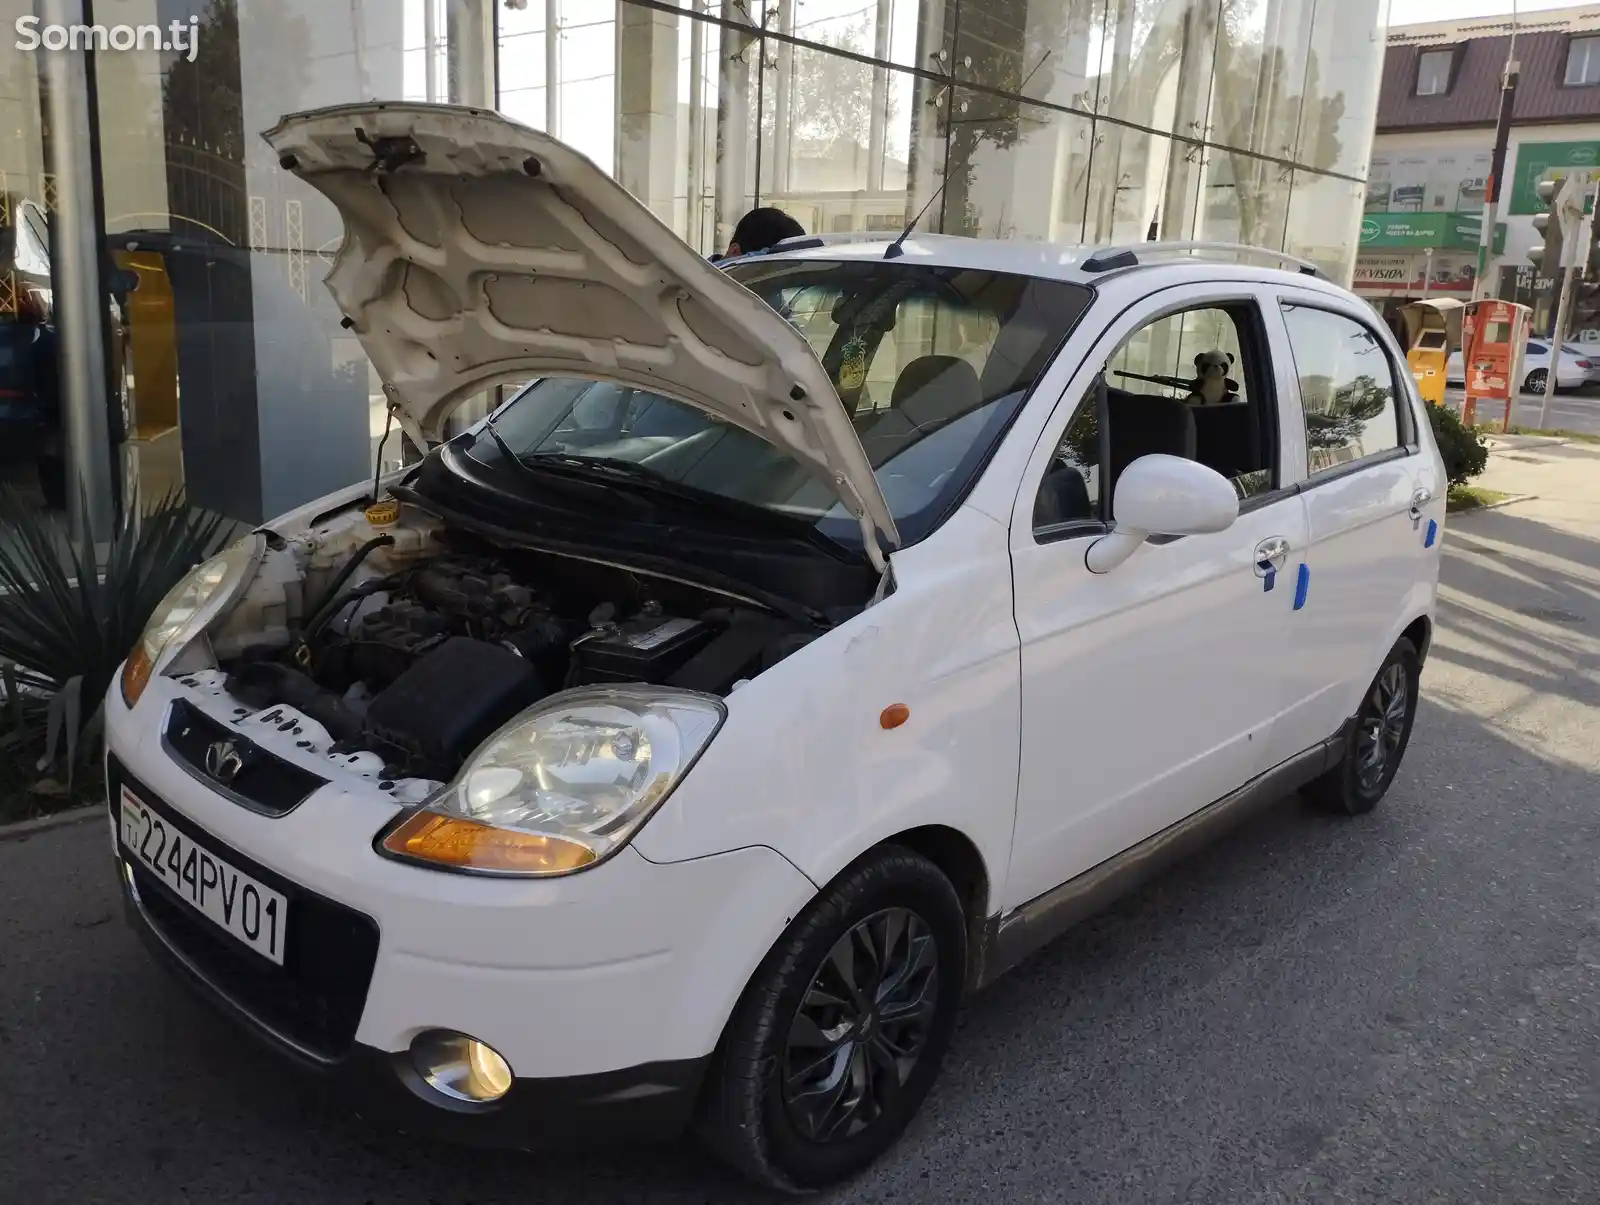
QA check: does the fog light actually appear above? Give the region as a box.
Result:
[409,1030,514,1104]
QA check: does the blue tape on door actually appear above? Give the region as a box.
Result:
[1425,519,1437,548]
[1293,563,1311,611]
[1263,567,1276,593]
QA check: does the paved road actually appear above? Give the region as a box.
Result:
[5,475,1600,1203]
[1443,384,1600,436]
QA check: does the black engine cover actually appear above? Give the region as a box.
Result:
[363,637,544,779]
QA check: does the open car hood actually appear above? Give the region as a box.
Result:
[261,102,898,557]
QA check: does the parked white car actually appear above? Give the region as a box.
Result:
[1446,338,1596,392]
[107,104,1445,1192]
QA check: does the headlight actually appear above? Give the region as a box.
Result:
[378,686,725,877]
[120,534,264,708]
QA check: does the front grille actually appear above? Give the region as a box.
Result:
[163,697,327,817]
[110,757,380,1064]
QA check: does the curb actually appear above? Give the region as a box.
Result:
[1452,492,1536,516]
[0,804,102,843]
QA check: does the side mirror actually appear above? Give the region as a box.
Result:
[1085,454,1239,574]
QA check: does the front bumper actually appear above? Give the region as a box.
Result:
[120,866,708,1146]
[106,679,818,1147]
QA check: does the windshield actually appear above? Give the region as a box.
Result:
[464,258,1092,547]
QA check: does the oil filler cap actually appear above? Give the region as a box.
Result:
[365,498,400,527]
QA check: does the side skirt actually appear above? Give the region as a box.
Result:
[978,722,1353,987]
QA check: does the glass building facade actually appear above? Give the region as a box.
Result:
[1,0,1387,533]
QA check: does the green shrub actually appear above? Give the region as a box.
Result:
[0,488,232,785]
[1428,403,1489,486]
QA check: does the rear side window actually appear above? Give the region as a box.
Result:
[1279,304,1402,475]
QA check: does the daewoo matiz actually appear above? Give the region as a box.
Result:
[108,103,1445,1192]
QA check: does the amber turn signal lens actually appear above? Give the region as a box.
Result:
[120,647,154,708]
[381,811,597,875]
[879,703,911,729]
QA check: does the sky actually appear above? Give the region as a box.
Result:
[1388,0,1599,26]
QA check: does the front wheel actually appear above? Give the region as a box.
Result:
[696,846,967,1193]
[1524,368,1549,395]
[1305,637,1420,816]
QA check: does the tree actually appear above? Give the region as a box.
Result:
[1303,373,1392,469]
[1207,0,1346,247]
[936,0,1074,235]
[760,18,899,168]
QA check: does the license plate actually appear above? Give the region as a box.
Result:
[118,786,287,966]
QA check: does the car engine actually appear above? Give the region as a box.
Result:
[216,530,817,784]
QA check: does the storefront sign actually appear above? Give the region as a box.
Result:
[1353,251,1477,295]
[1352,254,1413,287]
[1367,150,1492,215]
[1508,140,1600,215]
[1357,212,1498,251]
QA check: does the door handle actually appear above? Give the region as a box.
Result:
[1254,536,1289,577]
[1409,486,1433,520]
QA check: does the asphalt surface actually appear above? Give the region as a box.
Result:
[5,500,1600,1203]
[1443,384,1600,436]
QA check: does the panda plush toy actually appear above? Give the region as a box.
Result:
[1186,350,1239,406]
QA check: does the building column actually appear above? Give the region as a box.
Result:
[616,2,680,225]
[1159,0,1217,242]
[770,0,794,196]
[687,1,710,250]
[39,0,114,541]
[447,0,495,108]
[715,13,757,248]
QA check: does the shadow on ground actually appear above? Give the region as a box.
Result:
[3,683,1597,1204]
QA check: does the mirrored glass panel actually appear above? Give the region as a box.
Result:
[758,42,919,239]
[1084,124,1174,244]
[1093,0,1219,138]
[0,11,70,516]
[1297,0,1385,178]
[1285,169,1364,280]
[943,89,1093,242]
[1206,0,1315,162]
[952,0,1100,113]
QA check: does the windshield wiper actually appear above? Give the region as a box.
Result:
[520,452,861,561]
[478,418,657,516]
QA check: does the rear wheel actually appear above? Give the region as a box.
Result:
[1524,368,1549,395]
[1306,638,1420,816]
[696,846,966,1193]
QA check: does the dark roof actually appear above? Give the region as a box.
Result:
[1378,30,1600,130]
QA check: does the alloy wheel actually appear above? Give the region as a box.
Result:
[1526,369,1548,394]
[1354,662,1409,793]
[781,907,939,1143]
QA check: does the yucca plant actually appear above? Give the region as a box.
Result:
[0,485,233,786]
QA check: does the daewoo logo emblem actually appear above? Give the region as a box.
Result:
[204,739,246,785]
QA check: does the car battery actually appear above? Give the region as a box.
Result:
[571,612,716,684]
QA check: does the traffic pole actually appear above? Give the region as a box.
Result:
[1476,55,1520,301]
[1540,241,1579,430]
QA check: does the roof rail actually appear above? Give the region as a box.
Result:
[717,230,893,264]
[1080,240,1325,277]
[770,230,896,252]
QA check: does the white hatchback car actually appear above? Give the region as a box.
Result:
[108,104,1445,1192]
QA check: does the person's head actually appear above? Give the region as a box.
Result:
[726,207,805,258]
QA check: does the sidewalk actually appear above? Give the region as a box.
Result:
[1469,435,1600,533]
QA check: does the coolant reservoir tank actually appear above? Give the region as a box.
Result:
[307,500,439,576]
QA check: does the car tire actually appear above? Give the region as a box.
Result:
[695,845,967,1193]
[1524,368,1548,395]
[1305,637,1421,816]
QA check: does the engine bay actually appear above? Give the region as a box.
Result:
[200,504,826,791]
